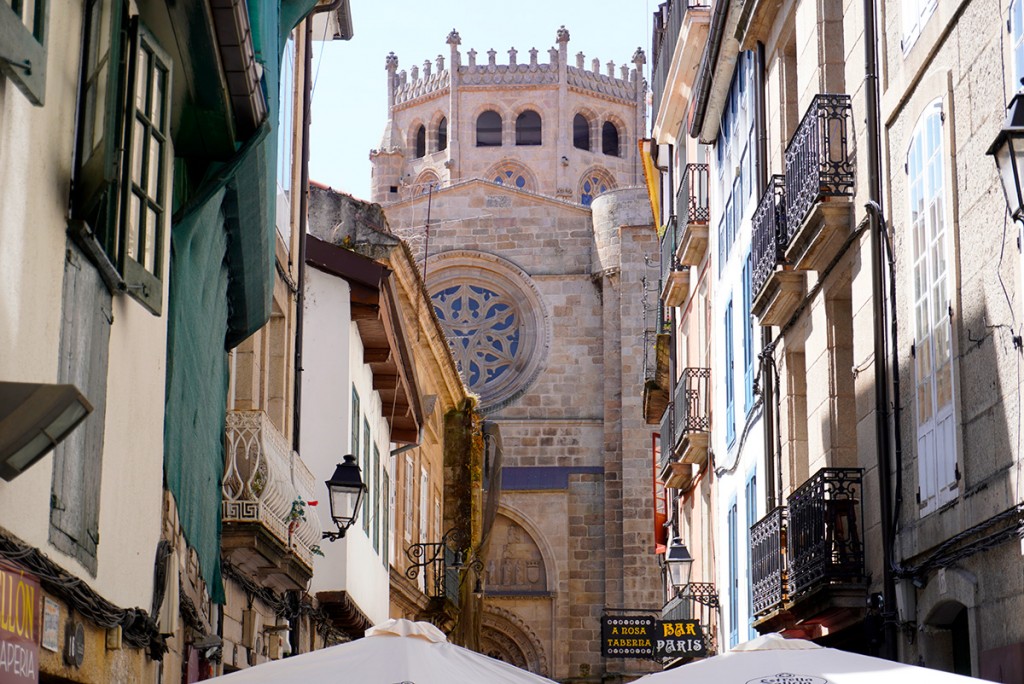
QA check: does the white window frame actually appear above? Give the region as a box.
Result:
[419,466,429,545]
[901,0,938,53]
[1011,0,1024,91]
[907,98,958,516]
[404,456,414,542]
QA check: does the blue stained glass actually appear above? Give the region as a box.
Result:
[582,195,592,207]
[468,362,480,386]
[600,184,607,192]
[584,181,592,193]
[494,176,503,184]
[505,170,513,177]
[515,176,526,188]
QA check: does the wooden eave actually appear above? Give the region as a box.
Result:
[306,235,423,443]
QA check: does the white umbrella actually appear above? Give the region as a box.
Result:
[208,618,557,683]
[633,633,992,684]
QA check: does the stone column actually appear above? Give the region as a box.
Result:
[447,29,461,184]
[556,26,570,198]
[632,48,647,186]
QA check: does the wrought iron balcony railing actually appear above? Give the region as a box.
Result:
[223,410,323,568]
[750,175,787,299]
[786,467,864,597]
[661,215,682,282]
[750,506,787,616]
[672,367,710,447]
[679,163,710,227]
[659,406,673,469]
[783,94,854,248]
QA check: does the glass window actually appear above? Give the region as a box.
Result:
[580,170,614,206]
[362,418,371,535]
[414,125,426,158]
[573,113,590,150]
[907,99,957,515]
[516,110,542,145]
[742,255,755,411]
[372,444,381,553]
[73,5,171,315]
[476,110,502,146]
[419,466,429,544]
[437,117,448,152]
[404,456,414,542]
[725,298,736,446]
[728,499,739,647]
[602,121,620,156]
[745,472,757,640]
[351,387,360,456]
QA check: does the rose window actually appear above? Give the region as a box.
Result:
[432,284,520,393]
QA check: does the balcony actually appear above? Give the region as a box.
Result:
[222,409,324,593]
[651,0,712,138]
[751,468,865,634]
[676,164,710,266]
[751,175,804,326]
[660,217,691,307]
[783,94,855,271]
[673,367,710,466]
[658,405,694,489]
[750,506,787,617]
[643,329,672,424]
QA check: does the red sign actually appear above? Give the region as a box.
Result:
[0,561,40,683]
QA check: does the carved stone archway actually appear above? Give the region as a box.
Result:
[480,605,549,677]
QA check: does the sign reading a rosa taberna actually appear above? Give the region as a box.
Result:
[601,616,707,659]
[0,561,41,684]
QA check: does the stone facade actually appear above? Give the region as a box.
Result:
[373,27,662,682]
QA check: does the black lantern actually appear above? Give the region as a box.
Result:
[665,537,694,594]
[322,455,366,542]
[987,93,1024,222]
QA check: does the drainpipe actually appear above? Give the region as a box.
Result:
[753,42,778,509]
[293,0,343,457]
[863,0,898,659]
[290,0,342,658]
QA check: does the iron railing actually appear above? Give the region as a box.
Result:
[750,506,787,616]
[672,367,710,447]
[750,175,787,298]
[661,215,682,283]
[651,0,711,120]
[222,410,323,568]
[659,407,674,469]
[679,163,710,226]
[787,467,864,597]
[783,94,854,247]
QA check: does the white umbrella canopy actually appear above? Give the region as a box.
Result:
[633,633,992,684]
[207,618,558,683]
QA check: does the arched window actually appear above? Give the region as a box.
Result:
[414,125,426,158]
[579,169,615,206]
[477,110,502,147]
[437,117,448,152]
[486,160,535,192]
[515,110,542,146]
[573,114,591,150]
[602,121,620,156]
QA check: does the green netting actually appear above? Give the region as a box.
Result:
[164,187,231,604]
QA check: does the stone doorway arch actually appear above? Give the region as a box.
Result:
[480,605,549,677]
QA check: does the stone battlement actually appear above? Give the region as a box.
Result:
[387,26,645,108]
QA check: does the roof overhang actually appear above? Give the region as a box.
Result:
[306,235,423,443]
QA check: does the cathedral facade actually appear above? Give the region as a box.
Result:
[372,27,662,682]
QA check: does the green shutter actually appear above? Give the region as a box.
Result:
[0,0,48,104]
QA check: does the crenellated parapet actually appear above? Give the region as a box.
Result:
[389,26,645,108]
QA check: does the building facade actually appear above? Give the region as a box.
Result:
[371,26,663,682]
[647,0,1024,677]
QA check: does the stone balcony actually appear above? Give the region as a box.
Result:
[222,409,323,593]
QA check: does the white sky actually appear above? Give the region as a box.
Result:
[307,0,655,201]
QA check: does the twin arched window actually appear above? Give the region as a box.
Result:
[573,114,621,157]
[438,117,448,152]
[413,118,449,157]
[414,125,426,158]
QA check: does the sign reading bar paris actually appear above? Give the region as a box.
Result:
[601,616,706,659]
[0,561,40,683]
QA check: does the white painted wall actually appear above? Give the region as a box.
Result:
[302,268,391,625]
[0,3,166,610]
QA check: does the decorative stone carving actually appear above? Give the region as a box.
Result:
[484,517,547,592]
[556,25,569,43]
[446,29,461,46]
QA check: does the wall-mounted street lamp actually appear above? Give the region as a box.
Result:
[0,382,92,481]
[988,93,1024,222]
[665,537,694,594]
[322,455,366,542]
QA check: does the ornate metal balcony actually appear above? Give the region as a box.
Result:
[750,506,788,616]
[677,164,710,266]
[674,367,710,466]
[786,467,864,597]
[660,217,691,306]
[658,403,694,489]
[751,175,787,299]
[651,0,712,122]
[222,410,323,590]
[783,94,855,269]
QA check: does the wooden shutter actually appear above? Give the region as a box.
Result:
[49,243,112,573]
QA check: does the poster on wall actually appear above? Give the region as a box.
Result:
[0,560,41,683]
